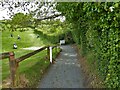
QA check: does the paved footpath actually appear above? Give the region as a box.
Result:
[38,45,85,88]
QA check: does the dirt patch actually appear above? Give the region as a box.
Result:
[72,44,105,88]
[2,76,11,88]
[2,74,29,88]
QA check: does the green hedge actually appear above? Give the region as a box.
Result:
[57,2,120,88]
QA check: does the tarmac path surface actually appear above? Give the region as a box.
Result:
[38,45,85,88]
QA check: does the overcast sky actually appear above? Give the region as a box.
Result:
[0,1,43,20]
[0,0,65,22]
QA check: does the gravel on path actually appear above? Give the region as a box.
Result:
[38,45,85,88]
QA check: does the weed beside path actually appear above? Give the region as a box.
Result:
[74,45,105,88]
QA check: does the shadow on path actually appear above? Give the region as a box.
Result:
[38,45,85,88]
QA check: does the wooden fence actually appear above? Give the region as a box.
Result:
[0,45,59,87]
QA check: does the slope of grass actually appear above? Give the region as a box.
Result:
[2,30,46,52]
[2,30,46,80]
[2,29,61,88]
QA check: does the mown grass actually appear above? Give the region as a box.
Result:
[2,30,47,52]
[2,50,33,80]
[2,30,44,80]
[2,29,61,88]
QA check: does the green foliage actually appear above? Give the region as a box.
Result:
[4,13,34,31]
[57,2,120,88]
[34,20,74,44]
[11,13,33,27]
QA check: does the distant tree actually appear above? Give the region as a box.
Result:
[9,13,33,31]
[0,1,63,31]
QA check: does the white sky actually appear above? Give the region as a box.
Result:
[0,8,10,20]
[0,2,38,20]
[0,1,65,22]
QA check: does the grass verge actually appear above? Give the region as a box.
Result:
[74,44,105,88]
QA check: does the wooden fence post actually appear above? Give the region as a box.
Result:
[9,52,18,87]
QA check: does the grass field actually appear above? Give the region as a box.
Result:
[2,29,60,88]
[2,30,50,52]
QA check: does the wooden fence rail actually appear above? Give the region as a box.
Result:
[0,45,59,87]
[15,46,48,63]
[0,52,10,59]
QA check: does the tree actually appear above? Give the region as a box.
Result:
[0,1,64,31]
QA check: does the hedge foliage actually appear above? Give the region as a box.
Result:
[57,2,120,88]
